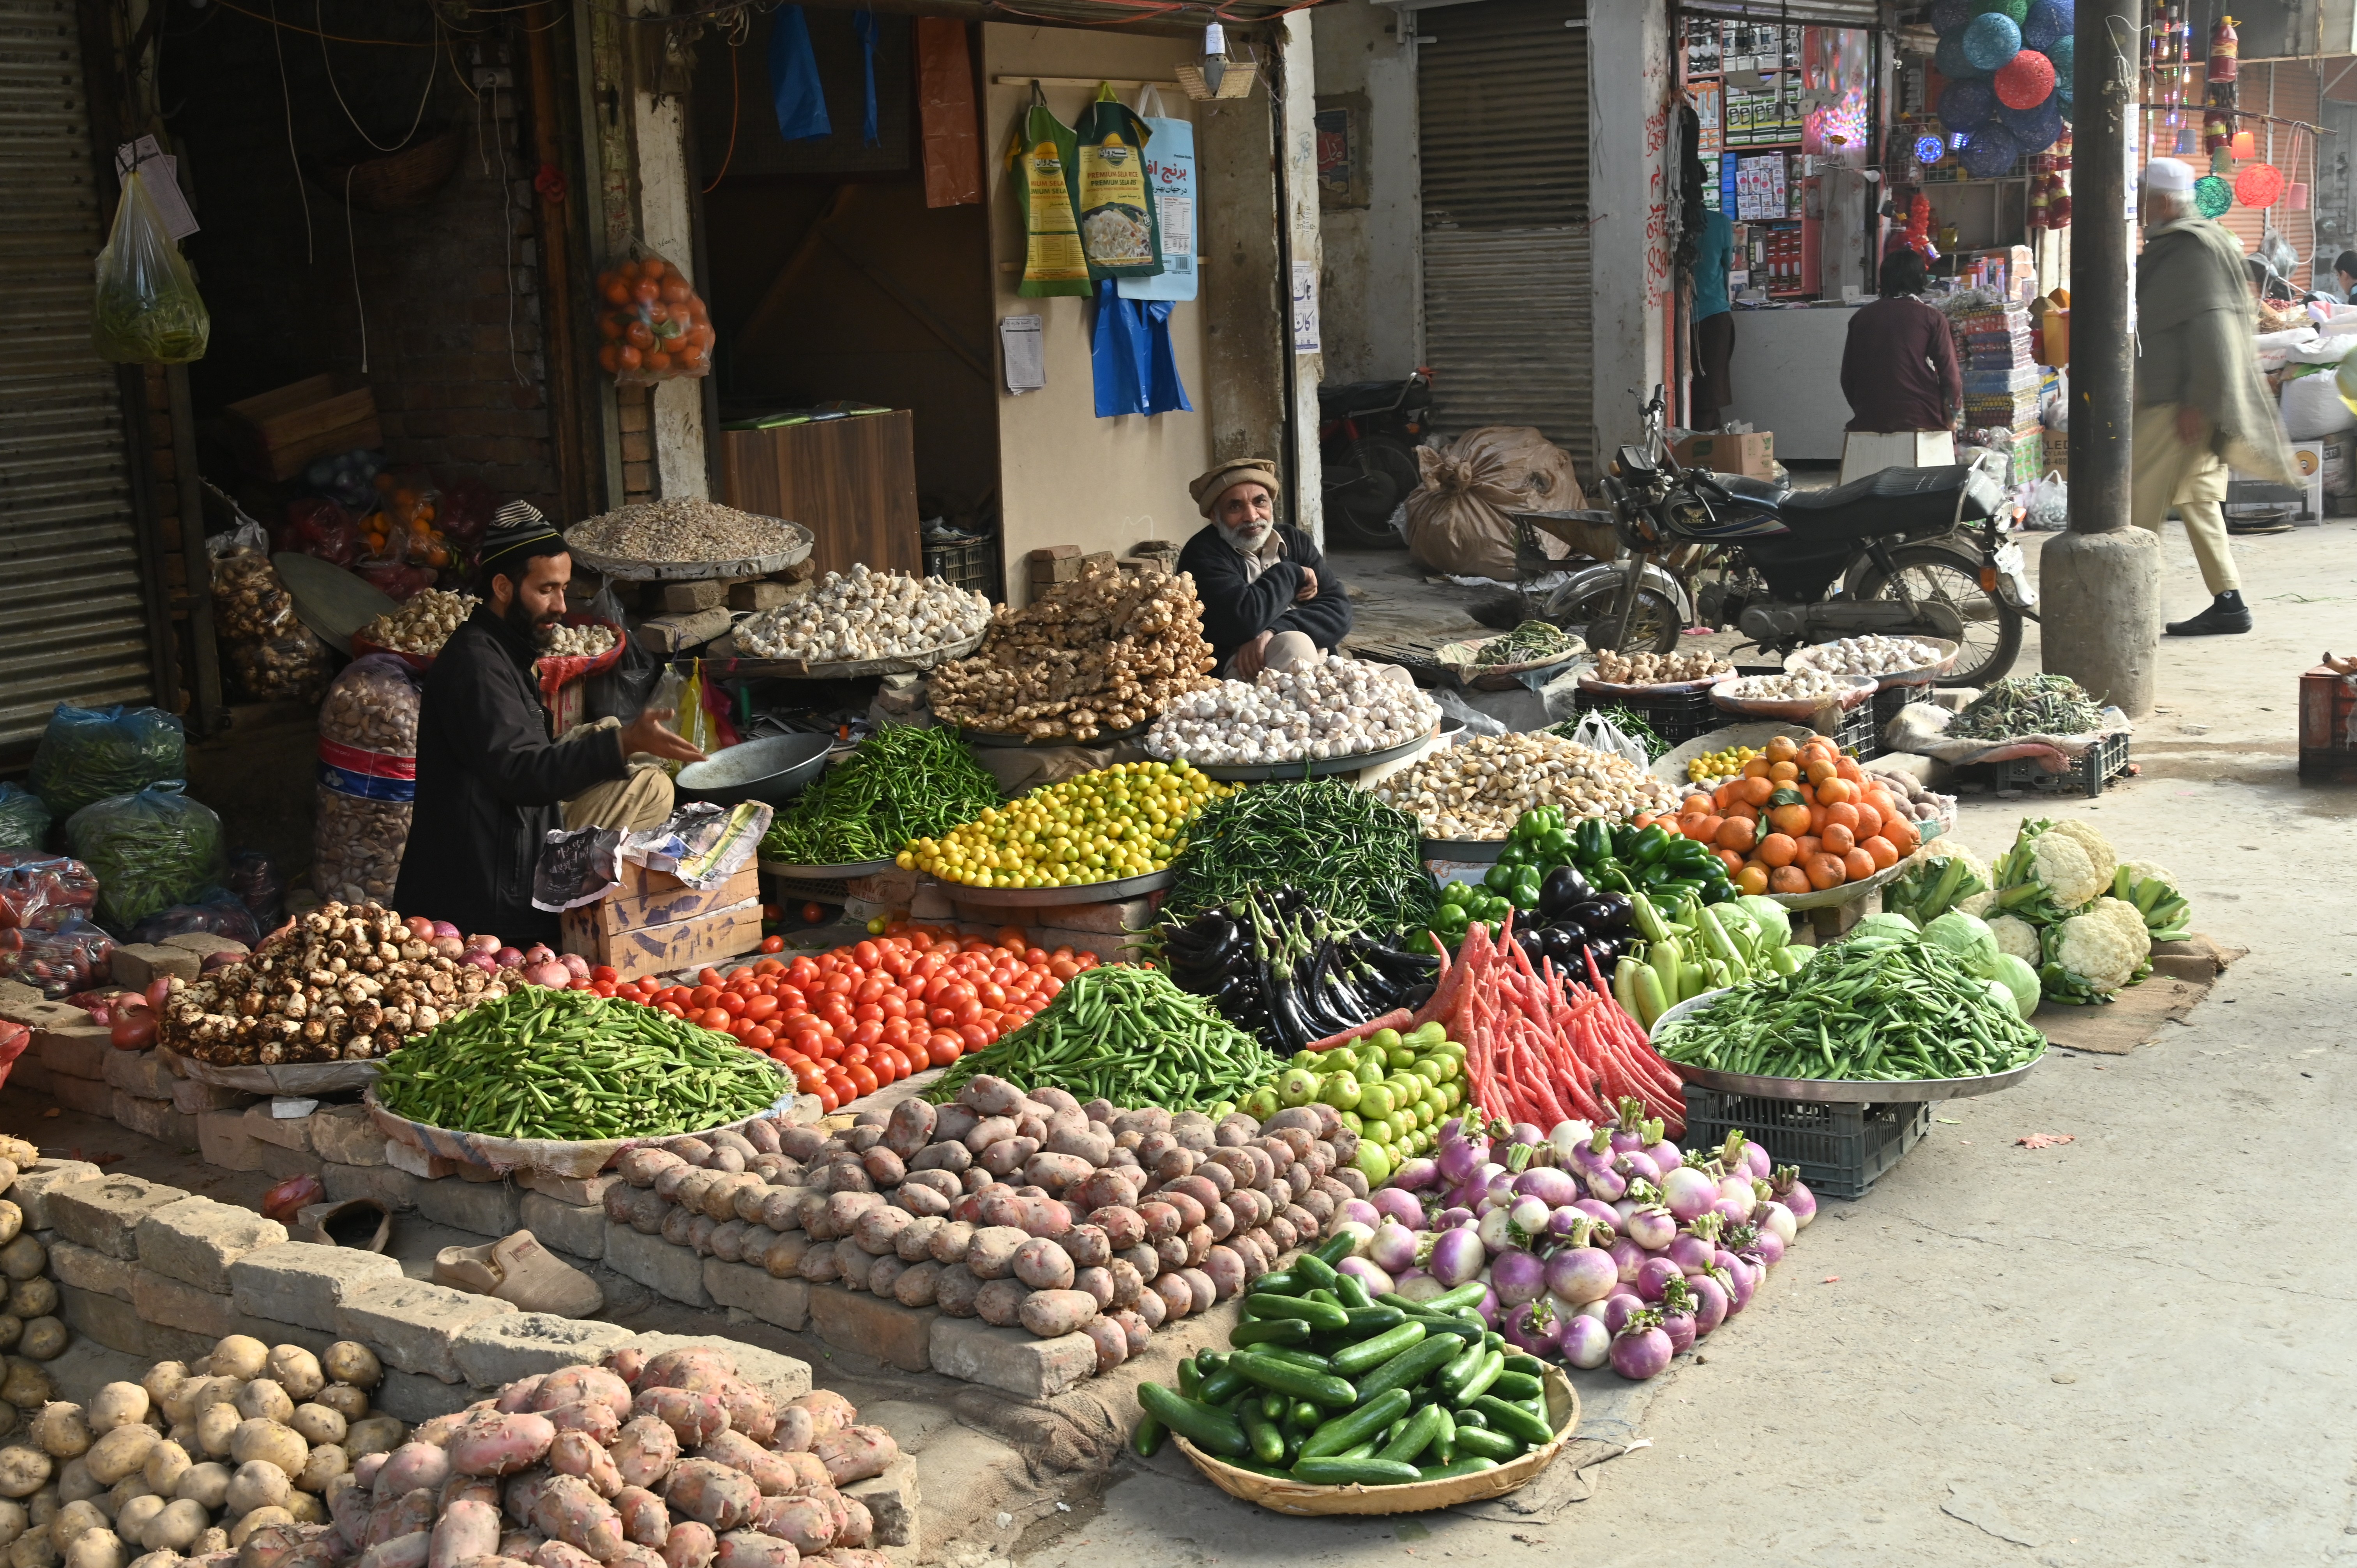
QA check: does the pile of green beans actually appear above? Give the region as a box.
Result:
[1653,940,2045,1082]
[1163,779,1433,933]
[925,964,1276,1111]
[1133,1232,1564,1485]
[375,989,788,1139]
[760,724,1002,866]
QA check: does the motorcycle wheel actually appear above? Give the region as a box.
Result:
[1850,542,2023,687]
[1554,583,1682,655]
[1322,438,1419,548]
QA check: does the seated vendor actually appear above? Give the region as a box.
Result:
[394,502,706,947]
[1177,458,1352,679]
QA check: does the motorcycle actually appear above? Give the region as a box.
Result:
[1553,388,2033,686]
[1318,368,1432,547]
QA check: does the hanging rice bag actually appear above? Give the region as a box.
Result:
[1073,83,1162,281]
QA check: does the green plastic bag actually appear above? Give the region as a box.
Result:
[65,783,226,935]
[92,169,210,365]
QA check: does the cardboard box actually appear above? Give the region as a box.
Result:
[563,863,760,942]
[567,898,763,979]
[1673,430,1776,480]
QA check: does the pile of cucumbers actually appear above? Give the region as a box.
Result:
[1134,1233,1564,1487]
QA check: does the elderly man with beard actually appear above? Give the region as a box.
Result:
[394,502,705,946]
[1175,457,1354,678]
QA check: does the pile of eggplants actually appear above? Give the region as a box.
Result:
[1506,868,1640,977]
[1156,887,1440,1053]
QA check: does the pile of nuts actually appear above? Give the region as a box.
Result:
[604,1076,1367,1367]
[212,551,333,702]
[928,567,1217,742]
[567,501,803,566]
[357,591,479,658]
[734,567,989,664]
[538,623,618,660]
[1589,650,1730,685]
[1371,732,1680,841]
[1786,635,1947,678]
[160,904,506,1065]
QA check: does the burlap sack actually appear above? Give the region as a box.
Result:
[1403,427,1586,579]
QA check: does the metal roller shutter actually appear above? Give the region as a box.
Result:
[0,0,157,756]
[1417,0,1595,475]
[1679,1,1883,25]
[2219,61,2322,289]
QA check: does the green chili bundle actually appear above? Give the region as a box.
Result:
[375,989,786,1139]
[760,724,1002,866]
[1651,941,2044,1082]
[926,964,1276,1111]
[1163,779,1434,934]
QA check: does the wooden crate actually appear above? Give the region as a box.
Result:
[563,863,759,942]
[567,898,764,980]
[224,374,381,481]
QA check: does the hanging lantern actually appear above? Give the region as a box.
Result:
[2193,173,2233,217]
[2235,161,2283,207]
[1961,118,2022,177]
[2210,147,2234,177]
[1931,0,1973,31]
[2002,98,2066,153]
[1939,78,1998,132]
[1994,50,2056,109]
[1935,32,1986,81]
[2231,128,2257,157]
[2288,182,2310,211]
[1915,133,1949,165]
[1962,12,2023,72]
[2021,0,2070,51]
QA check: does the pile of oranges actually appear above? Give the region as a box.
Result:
[1635,733,1921,895]
[594,254,714,381]
[358,473,451,569]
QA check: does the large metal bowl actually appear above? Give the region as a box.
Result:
[673,734,832,807]
[1648,989,2045,1103]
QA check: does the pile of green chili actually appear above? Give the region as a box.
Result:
[759,724,1002,866]
[1162,779,1434,934]
[1651,940,2044,1082]
[925,964,1276,1111]
[375,989,788,1139]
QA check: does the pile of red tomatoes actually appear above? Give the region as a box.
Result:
[591,924,1099,1112]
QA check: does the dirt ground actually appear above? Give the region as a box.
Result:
[1009,514,2357,1564]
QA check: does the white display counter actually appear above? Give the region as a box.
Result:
[1719,302,1863,462]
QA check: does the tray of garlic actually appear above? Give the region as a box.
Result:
[1146,659,1442,778]
[538,620,619,659]
[1709,667,1878,721]
[730,564,993,674]
[1783,634,1957,687]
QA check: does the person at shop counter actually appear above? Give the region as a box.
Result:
[1838,247,1962,437]
[394,503,707,945]
[1177,458,1352,678]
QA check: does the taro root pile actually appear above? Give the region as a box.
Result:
[927,565,1217,741]
[603,1077,1365,1371]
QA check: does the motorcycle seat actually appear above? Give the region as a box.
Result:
[1709,473,1791,506]
[1773,463,1993,539]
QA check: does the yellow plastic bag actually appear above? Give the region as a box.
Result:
[678,661,722,759]
[92,170,209,364]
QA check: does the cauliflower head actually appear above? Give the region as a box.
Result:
[2118,858,2175,886]
[2042,902,2148,1002]
[1988,914,2042,965]
[2085,896,2153,969]
[1993,818,2106,920]
[2045,819,2119,891]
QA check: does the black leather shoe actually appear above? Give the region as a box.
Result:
[2165,597,2253,636]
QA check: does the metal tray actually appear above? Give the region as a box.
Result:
[717,628,985,679]
[1648,990,2046,1103]
[565,516,813,583]
[930,868,1172,906]
[1762,857,1906,911]
[1420,837,1507,863]
[1783,637,1960,689]
[758,856,899,881]
[1184,726,1441,782]
[962,719,1154,749]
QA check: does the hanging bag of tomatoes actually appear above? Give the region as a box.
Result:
[594,237,715,385]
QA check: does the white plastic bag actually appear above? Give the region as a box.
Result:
[1565,710,1649,768]
[2016,471,2067,532]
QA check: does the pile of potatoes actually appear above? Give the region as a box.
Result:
[603,1074,1368,1376]
[0,1335,403,1568]
[0,1201,75,1392]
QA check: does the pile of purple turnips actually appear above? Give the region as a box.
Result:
[1315,1104,1820,1380]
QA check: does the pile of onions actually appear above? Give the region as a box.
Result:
[1323,1100,1815,1382]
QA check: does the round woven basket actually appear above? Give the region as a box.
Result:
[325,129,465,211]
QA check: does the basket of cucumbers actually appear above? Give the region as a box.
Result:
[1134,1234,1582,1515]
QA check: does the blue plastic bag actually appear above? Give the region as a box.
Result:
[1091,281,1190,417]
[30,704,187,822]
[769,6,832,142]
[852,9,881,148]
[0,786,49,853]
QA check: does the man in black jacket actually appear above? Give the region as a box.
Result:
[1174,458,1352,676]
[393,504,704,946]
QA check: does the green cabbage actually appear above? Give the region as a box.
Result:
[1922,911,1999,978]
[1989,954,2041,1019]
[1844,912,1922,950]
[1733,895,1790,952]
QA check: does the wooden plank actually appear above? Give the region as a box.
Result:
[716,413,922,579]
[572,898,764,980]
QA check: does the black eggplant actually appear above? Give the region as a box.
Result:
[1537,865,1593,917]
[1262,952,1311,1051]
[1540,925,1583,964]
[1585,934,1627,965]
[1570,894,1634,933]
[1512,927,1547,964]
[1401,980,1436,1010]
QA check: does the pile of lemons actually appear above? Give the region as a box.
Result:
[900,761,1235,888]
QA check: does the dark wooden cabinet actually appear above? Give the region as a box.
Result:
[716,412,921,577]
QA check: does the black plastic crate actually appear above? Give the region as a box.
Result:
[1833,701,1877,760]
[1990,730,2131,798]
[1573,683,1721,748]
[1871,681,1938,733]
[923,536,1000,600]
[1681,1086,1931,1200]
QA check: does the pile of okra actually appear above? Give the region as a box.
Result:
[1134,1233,1561,1487]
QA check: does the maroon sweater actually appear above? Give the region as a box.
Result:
[1839,295,1963,433]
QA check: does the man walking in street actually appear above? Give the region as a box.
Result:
[2130,157,2300,636]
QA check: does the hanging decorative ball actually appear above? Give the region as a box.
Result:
[2235,162,2285,207]
[1931,0,1974,33]
[1962,12,2023,73]
[1961,118,2022,178]
[1938,78,1998,133]
[2000,97,2066,153]
[2020,0,2071,51]
[1995,49,2056,108]
[2193,174,2233,218]
[1915,133,1949,166]
[1972,0,2030,22]
[1935,32,1988,80]
[2048,35,2073,80]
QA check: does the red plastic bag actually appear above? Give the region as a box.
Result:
[0,917,117,998]
[279,498,361,567]
[438,476,498,546]
[0,1021,28,1092]
[594,237,714,385]
[0,853,100,933]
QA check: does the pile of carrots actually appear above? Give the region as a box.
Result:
[1634,733,1920,895]
[1408,913,1684,1135]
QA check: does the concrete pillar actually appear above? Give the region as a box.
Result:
[627,0,709,500]
[1588,1,1670,459]
[1280,12,1325,545]
[2045,0,2160,715]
